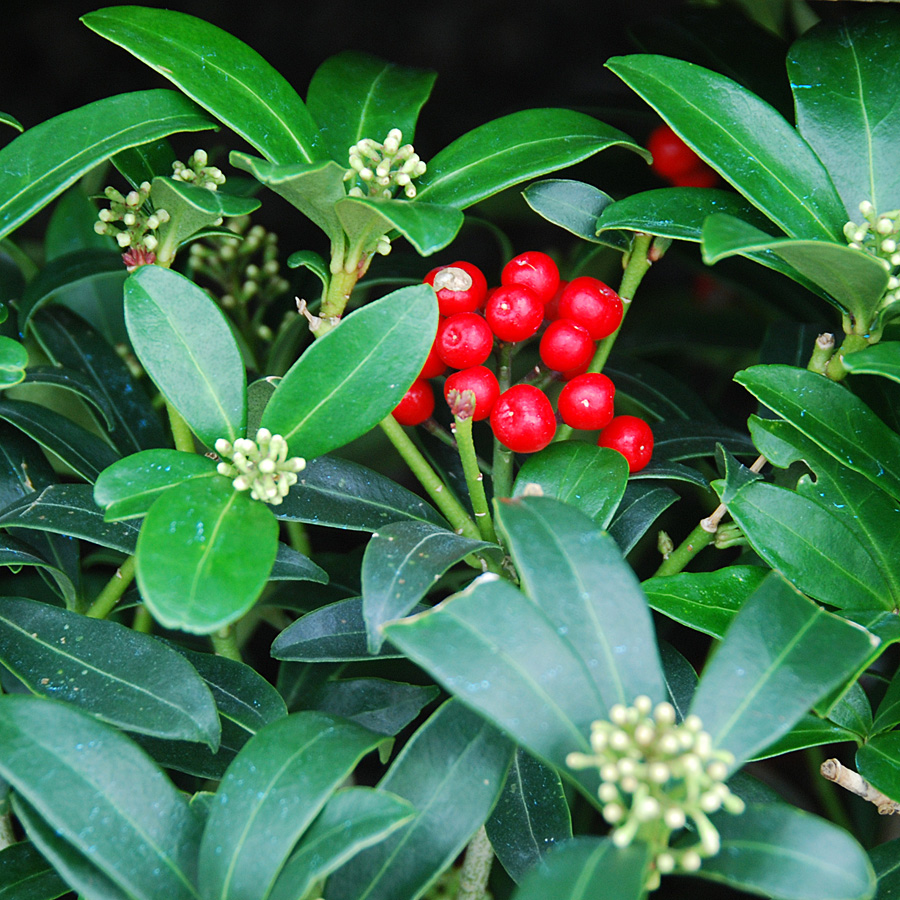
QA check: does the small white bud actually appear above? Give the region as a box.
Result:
[116,231,132,248]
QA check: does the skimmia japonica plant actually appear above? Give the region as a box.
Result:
[0,4,899,900]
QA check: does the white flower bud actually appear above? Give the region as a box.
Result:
[680,850,702,872]
[116,231,132,248]
[654,702,676,726]
[664,806,686,829]
[860,200,875,217]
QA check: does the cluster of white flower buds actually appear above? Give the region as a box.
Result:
[567,697,745,892]
[94,181,170,253]
[344,128,427,201]
[844,201,900,305]
[214,428,306,505]
[172,148,227,191]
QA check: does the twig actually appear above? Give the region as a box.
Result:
[820,758,900,815]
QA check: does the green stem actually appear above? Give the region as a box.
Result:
[492,343,516,499]
[653,520,714,577]
[454,415,498,544]
[86,556,136,619]
[210,625,242,662]
[319,265,361,322]
[804,747,854,833]
[133,605,153,633]
[825,331,871,381]
[286,520,312,556]
[457,826,494,900]
[379,415,481,540]
[167,401,195,453]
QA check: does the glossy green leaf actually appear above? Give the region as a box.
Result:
[0,337,26,388]
[125,265,246,448]
[873,666,900,735]
[642,566,768,639]
[608,482,678,556]
[699,801,876,900]
[689,573,879,770]
[362,521,493,652]
[522,179,617,245]
[496,496,666,710]
[843,342,900,384]
[605,356,716,422]
[306,51,435,161]
[21,365,117,431]
[789,10,900,217]
[45,187,113,261]
[512,443,629,528]
[736,364,900,503]
[112,137,177,189]
[511,838,650,900]
[870,836,900,898]
[415,109,649,210]
[135,477,277,633]
[650,419,756,461]
[286,250,329,293]
[751,714,859,761]
[198,710,384,900]
[857,732,900,804]
[271,541,328,583]
[262,284,437,459]
[0,423,55,512]
[0,841,69,900]
[0,595,220,747]
[0,112,22,133]
[486,749,572,884]
[702,213,889,325]
[828,681,873,737]
[0,484,140,554]
[0,534,77,608]
[0,89,214,244]
[82,7,323,165]
[271,597,425,662]
[606,54,846,240]
[94,449,217,521]
[659,642,698,721]
[326,699,513,900]
[274,455,447,531]
[0,696,203,900]
[268,787,416,900]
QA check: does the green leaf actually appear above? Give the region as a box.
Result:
[306,51,436,161]
[751,714,859,761]
[872,666,900,734]
[0,112,22,133]
[135,477,278,633]
[0,337,26,388]
[0,595,220,747]
[606,54,846,240]
[857,732,900,804]
[843,342,900,384]
[268,787,416,900]
[870,836,900,898]
[21,365,118,431]
[496,496,666,710]
[608,482,678,556]
[362,521,494,652]
[512,443,629,528]
[642,566,768,639]
[0,535,77,608]
[81,7,323,165]
[736,364,900,503]
[702,214,889,326]
[486,749,572,884]
[828,681,873,737]
[197,710,384,900]
[522,179,618,245]
[286,250,329,294]
[415,109,649,210]
[326,699,513,900]
[511,838,650,900]
[125,265,247,448]
[274,455,447,531]
[112,138,177,189]
[789,9,900,217]
[262,283,438,459]
[0,90,214,244]
[689,573,880,770]
[271,541,328,584]
[94,449,217,521]
[0,696,202,900]
[0,841,69,900]
[699,801,876,900]
[648,419,756,462]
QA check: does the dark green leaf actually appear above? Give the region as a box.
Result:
[326,699,513,900]
[486,749,572,884]
[873,666,900,735]
[844,342,900,384]
[20,365,117,431]
[512,443,628,528]
[0,696,202,900]
[606,54,846,240]
[659,641,698,721]
[125,266,246,448]
[751,714,859,761]
[0,112,22,133]
[828,681,873,738]
[522,179,618,245]
[608,482,678,555]
[689,573,880,770]
[0,841,69,900]
[197,711,384,900]
[416,109,649,210]
[0,595,220,747]
[271,541,328,583]
[606,356,716,422]
[112,138,177,189]
[870,836,900,897]
[0,90,214,243]
[651,419,756,461]
[81,7,323,165]
[45,188,115,261]
[0,534,77,608]
[0,424,56,513]
[857,732,900,804]
[0,337,26,388]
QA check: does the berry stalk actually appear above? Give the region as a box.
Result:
[452,409,498,544]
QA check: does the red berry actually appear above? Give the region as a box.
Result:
[501,250,560,304]
[392,378,435,426]
[424,261,488,315]
[490,384,556,453]
[435,312,494,369]
[485,284,544,343]
[647,125,702,179]
[598,415,654,473]
[557,373,615,431]
[419,340,448,379]
[669,164,719,188]
[558,277,623,340]
[539,319,595,373]
[444,366,500,421]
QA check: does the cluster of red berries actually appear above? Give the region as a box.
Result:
[392,251,654,473]
[647,124,719,189]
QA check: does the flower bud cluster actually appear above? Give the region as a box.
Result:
[344,128,427,201]
[94,182,169,255]
[844,201,900,305]
[567,697,744,891]
[172,148,227,191]
[214,428,306,505]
